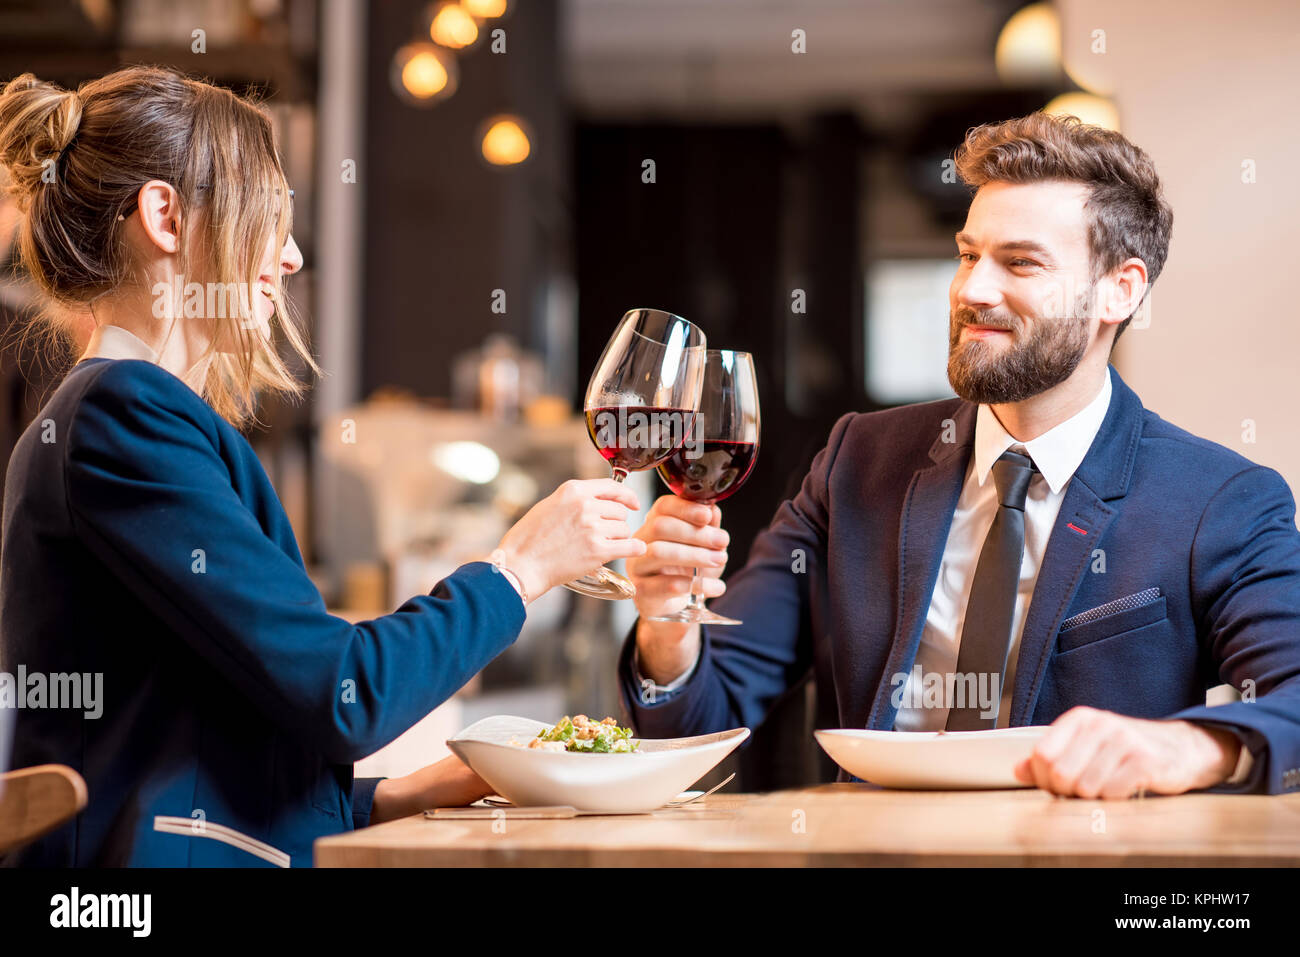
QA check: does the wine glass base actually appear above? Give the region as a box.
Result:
[563,565,636,601]
[646,607,742,626]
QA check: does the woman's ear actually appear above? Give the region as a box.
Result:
[132,180,182,255]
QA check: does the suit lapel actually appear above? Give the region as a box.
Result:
[866,400,974,729]
[1005,482,1115,723]
[1009,365,1145,723]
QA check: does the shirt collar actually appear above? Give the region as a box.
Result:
[973,365,1113,495]
[80,323,160,363]
[78,324,210,395]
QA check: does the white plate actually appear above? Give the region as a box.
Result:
[814,726,1050,789]
[447,715,749,813]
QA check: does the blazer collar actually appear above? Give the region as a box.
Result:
[926,362,1144,501]
[974,366,1112,495]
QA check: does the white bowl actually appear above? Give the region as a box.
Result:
[447,715,750,813]
[814,726,1049,789]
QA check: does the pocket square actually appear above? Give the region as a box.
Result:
[1060,587,1162,632]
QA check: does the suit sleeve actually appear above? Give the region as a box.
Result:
[617,412,855,737]
[1168,465,1300,794]
[64,361,525,764]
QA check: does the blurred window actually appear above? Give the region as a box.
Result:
[865,259,958,404]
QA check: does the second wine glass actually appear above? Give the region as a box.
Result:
[648,349,760,625]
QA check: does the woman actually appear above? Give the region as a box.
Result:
[0,67,645,867]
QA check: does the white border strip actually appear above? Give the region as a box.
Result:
[153,816,291,868]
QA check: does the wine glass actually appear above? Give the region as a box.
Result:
[567,308,707,600]
[647,349,760,625]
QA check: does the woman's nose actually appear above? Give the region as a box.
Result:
[282,235,303,276]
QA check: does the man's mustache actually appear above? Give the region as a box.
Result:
[952,308,1018,332]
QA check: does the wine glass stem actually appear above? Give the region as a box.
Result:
[687,567,706,611]
[686,496,715,611]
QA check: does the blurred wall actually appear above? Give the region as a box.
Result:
[1062,0,1300,492]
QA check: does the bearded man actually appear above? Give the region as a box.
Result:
[616,112,1300,798]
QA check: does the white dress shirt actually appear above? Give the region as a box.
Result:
[892,367,1112,731]
[77,323,209,394]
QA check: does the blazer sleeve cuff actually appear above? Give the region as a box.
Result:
[632,645,700,694]
[1164,706,1269,793]
[617,624,727,739]
[352,776,386,830]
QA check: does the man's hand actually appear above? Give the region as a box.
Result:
[1012,706,1243,798]
[625,495,730,684]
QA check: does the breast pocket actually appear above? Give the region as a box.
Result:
[1056,587,1168,653]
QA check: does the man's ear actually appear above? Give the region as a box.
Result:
[133,180,182,255]
[1102,257,1149,322]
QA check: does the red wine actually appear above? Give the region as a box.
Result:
[585,406,695,472]
[658,439,758,503]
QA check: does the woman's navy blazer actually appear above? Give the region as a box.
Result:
[0,357,525,866]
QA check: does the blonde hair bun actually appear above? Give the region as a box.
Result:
[0,73,83,212]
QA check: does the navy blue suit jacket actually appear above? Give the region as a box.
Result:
[1,358,525,866]
[618,364,1300,794]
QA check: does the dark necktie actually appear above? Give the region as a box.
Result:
[945,448,1038,731]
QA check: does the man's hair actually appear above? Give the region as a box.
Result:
[953,112,1173,349]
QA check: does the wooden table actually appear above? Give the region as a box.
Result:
[314,783,1300,866]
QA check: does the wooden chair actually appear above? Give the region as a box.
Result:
[0,765,88,854]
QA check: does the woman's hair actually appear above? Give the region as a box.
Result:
[0,65,319,427]
[953,112,1174,347]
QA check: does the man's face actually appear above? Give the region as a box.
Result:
[948,180,1103,404]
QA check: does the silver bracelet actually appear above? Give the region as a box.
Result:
[489,549,528,605]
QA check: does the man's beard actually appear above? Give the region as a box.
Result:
[947,293,1093,404]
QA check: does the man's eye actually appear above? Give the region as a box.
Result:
[1010,258,1038,268]
[955,253,976,263]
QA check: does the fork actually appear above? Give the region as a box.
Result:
[663,772,735,807]
[477,772,736,810]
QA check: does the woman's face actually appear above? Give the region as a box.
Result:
[250,229,303,339]
[125,178,304,357]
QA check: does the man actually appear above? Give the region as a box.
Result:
[618,112,1300,798]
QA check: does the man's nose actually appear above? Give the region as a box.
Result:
[282,235,304,276]
[955,258,1002,311]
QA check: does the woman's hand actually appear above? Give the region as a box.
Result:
[369,754,492,824]
[493,478,647,602]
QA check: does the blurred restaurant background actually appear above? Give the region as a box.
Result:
[0,0,1296,791]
